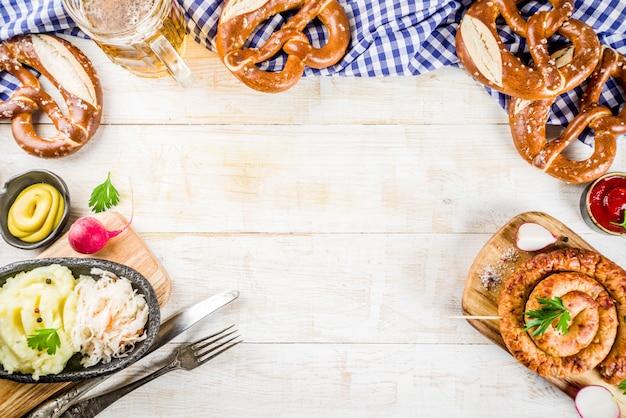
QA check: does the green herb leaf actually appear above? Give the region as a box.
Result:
[89,172,120,213]
[618,379,626,394]
[610,216,626,231]
[27,328,61,355]
[523,296,571,337]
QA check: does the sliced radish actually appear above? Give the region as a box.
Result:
[515,222,557,251]
[575,385,620,418]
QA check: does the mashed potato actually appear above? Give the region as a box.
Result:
[0,265,78,380]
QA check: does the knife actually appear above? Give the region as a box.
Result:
[25,289,240,418]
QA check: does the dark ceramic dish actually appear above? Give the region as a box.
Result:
[0,170,71,250]
[0,257,160,383]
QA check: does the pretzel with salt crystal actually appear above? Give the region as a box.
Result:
[509,47,626,184]
[216,0,350,93]
[456,0,601,100]
[0,34,103,158]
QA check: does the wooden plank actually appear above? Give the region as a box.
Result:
[2,31,626,417]
[95,343,575,418]
[0,212,171,418]
[4,123,615,236]
[26,36,509,127]
[463,211,626,407]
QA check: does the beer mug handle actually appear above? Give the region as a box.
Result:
[149,34,193,88]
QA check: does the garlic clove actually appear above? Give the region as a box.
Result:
[515,222,558,252]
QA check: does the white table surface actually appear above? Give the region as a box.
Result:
[2,35,624,417]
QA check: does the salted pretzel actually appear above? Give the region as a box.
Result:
[0,34,103,158]
[216,0,351,93]
[499,248,626,382]
[456,0,601,100]
[509,47,626,184]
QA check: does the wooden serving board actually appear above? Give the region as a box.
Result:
[0,211,171,418]
[463,211,626,410]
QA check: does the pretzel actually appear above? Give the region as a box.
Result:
[216,0,350,93]
[456,0,601,100]
[499,248,626,382]
[509,47,626,184]
[0,34,103,158]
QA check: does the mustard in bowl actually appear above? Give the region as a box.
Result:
[0,170,71,250]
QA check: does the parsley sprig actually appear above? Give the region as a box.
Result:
[619,380,626,394]
[610,216,626,231]
[89,172,120,213]
[523,296,571,337]
[27,328,61,355]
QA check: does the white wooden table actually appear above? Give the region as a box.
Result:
[2,35,624,417]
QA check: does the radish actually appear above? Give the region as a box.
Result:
[515,222,557,251]
[575,385,620,418]
[68,216,132,254]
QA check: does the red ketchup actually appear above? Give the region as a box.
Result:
[582,173,626,235]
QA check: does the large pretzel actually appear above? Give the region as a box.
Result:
[499,248,626,384]
[0,34,103,158]
[509,47,626,184]
[216,0,351,93]
[456,0,601,100]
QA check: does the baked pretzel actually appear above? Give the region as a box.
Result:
[499,248,626,382]
[216,0,350,93]
[509,47,626,184]
[456,0,601,100]
[0,34,103,158]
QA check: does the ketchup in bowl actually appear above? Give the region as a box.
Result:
[581,172,626,235]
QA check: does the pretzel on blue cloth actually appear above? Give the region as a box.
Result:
[1,0,626,133]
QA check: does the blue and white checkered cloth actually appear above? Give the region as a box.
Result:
[1,0,626,132]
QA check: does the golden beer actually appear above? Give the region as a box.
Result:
[63,0,191,84]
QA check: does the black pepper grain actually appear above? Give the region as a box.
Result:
[36,317,42,323]
[45,278,52,284]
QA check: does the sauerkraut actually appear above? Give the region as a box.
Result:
[71,268,149,367]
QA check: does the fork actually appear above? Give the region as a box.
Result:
[59,325,241,418]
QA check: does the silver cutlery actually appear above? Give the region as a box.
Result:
[26,290,240,418]
[61,325,242,418]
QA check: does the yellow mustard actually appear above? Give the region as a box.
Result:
[7,183,65,242]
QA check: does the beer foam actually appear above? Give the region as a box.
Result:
[83,0,155,32]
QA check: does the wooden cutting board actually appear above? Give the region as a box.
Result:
[463,211,626,410]
[0,211,171,418]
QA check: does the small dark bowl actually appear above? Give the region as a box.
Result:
[0,257,160,383]
[0,170,71,250]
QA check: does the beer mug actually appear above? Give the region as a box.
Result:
[62,0,193,87]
